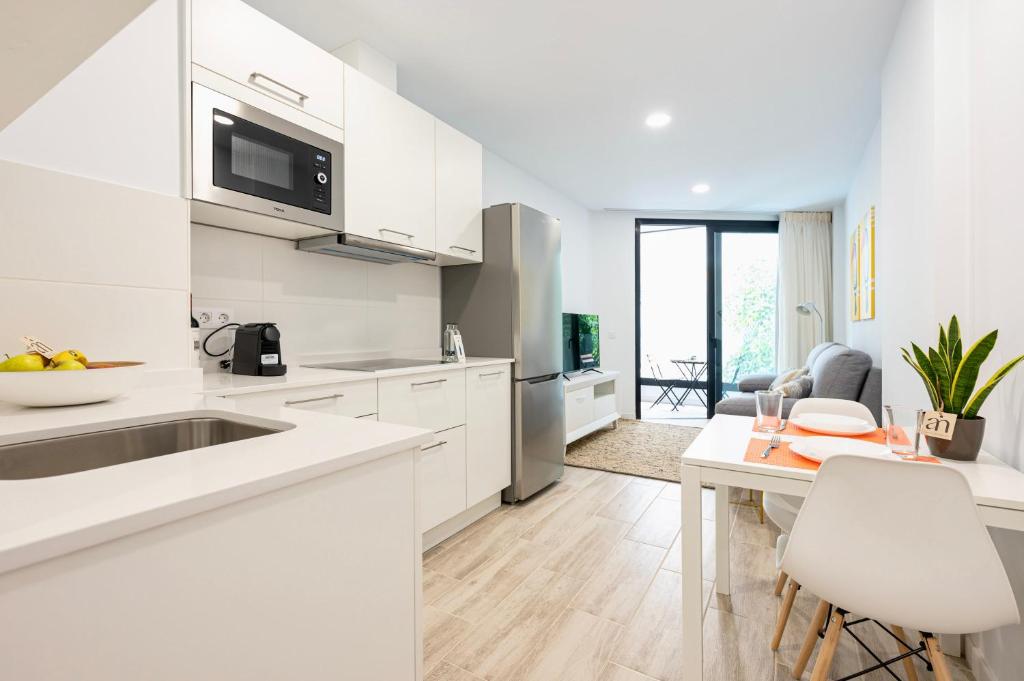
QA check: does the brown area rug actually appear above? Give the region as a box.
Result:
[565,419,702,482]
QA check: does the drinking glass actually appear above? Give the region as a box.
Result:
[883,405,924,459]
[755,390,784,432]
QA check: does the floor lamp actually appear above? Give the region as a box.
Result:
[796,302,825,345]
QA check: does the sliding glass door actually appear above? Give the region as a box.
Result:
[636,220,779,420]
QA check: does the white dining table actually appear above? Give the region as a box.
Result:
[679,414,1024,680]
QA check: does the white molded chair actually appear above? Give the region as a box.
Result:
[767,398,881,650]
[783,455,1019,681]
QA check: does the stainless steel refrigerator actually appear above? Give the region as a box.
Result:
[442,203,565,502]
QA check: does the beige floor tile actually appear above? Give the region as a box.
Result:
[445,568,587,680]
[610,569,685,681]
[560,465,604,488]
[424,568,461,605]
[576,470,635,503]
[599,662,662,680]
[661,518,716,577]
[425,511,531,579]
[543,515,632,580]
[503,481,580,525]
[426,662,485,681]
[597,481,662,524]
[660,482,681,500]
[708,541,777,623]
[518,607,622,681]
[431,538,549,624]
[520,487,608,547]
[627,497,682,548]
[630,476,668,489]
[424,606,473,674]
[731,502,779,548]
[572,539,666,624]
[702,607,774,681]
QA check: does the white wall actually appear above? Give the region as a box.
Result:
[482,149,593,313]
[966,0,1024,677]
[833,122,881,362]
[0,161,190,368]
[191,225,441,367]
[0,0,183,197]
[871,2,1024,677]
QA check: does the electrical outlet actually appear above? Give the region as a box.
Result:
[194,307,234,329]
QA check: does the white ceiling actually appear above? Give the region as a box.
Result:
[248,0,903,212]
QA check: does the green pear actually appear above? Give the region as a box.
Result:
[52,360,87,371]
[0,353,46,372]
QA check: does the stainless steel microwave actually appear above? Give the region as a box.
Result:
[191,83,343,231]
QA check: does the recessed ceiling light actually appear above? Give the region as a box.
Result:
[645,112,672,128]
[691,183,711,194]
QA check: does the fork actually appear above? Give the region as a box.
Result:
[761,434,781,458]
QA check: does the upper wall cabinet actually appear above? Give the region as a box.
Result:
[192,0,344,127]
[435,120,483,264]
[343,65,436,252]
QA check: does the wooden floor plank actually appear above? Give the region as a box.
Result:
[571,539,666,624]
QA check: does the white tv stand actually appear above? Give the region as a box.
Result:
[564,369,620,444]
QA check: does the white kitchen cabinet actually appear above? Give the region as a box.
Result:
[378,369,466,432]
[465,365,511,506]
[344,65,436,252]
[191,0,344,126]
[564,370,621,444]
[435,119,483,264]
[419,426,467,531]
[565,385,595,434]
[221,380,378,420]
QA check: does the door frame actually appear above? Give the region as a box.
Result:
[634,218,780,420]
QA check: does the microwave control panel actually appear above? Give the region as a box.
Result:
[311,151,331,214]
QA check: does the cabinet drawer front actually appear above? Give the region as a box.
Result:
[419,426,467,531]
[225,380,378,419]
[565,386,594,433]
[192,0,344,126]
[378,370,466,431]
[465,365,511,506]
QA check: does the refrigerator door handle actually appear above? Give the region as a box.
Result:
[518,373,562,385]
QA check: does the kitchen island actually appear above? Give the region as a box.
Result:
[0,386,432,681]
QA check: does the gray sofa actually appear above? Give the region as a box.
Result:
[714,342,882,426]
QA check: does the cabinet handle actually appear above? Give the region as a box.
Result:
[411,378,447,387]
[284,393,344,406]
[478,371,503,378]
[380,227,415,240]
[421,440,448,451]
[249,72,309,104]
[354,412,377,419]
[450,245,477,253]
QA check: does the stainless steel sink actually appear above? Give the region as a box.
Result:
[0,416,292,480]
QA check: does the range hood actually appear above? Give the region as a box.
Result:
[297,233,436,265]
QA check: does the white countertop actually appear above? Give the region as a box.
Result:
[0,388,434,575]
[202,357,514,397]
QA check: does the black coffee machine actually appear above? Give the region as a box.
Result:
[231,323,287,376]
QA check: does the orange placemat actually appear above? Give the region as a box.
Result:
[743,437,941,469]
[751,420,909,446]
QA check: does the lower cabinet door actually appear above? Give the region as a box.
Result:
[466,365,511,506]
[419,426,467,531]
[565,386,594,434]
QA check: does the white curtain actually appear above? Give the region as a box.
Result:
[777,211,833,370]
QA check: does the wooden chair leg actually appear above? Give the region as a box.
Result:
[810,609,845,681]
[924,635,953,681]
[792,599,830,679]
[771,580,800,650]
[774,570,788,597]
[891,625,920,681]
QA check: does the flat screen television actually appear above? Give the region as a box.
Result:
[562,313,600,371]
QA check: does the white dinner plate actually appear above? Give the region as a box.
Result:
[790,436,889,463]
[790,412,876,436]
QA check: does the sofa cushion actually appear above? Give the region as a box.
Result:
[809,346,872,400]
[714,394,802,418]
[737,373,776,392]
[805,342,839,369]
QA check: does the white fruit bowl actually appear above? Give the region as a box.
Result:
[0,361,146,407]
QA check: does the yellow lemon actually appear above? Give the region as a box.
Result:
[52,349,88,366]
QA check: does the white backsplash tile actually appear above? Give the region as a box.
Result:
[190,225,442,365]
[190,224,263,301]
[260,236,369,306]
[0,279,189,368]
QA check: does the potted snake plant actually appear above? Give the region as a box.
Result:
[901,315,1024,460]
